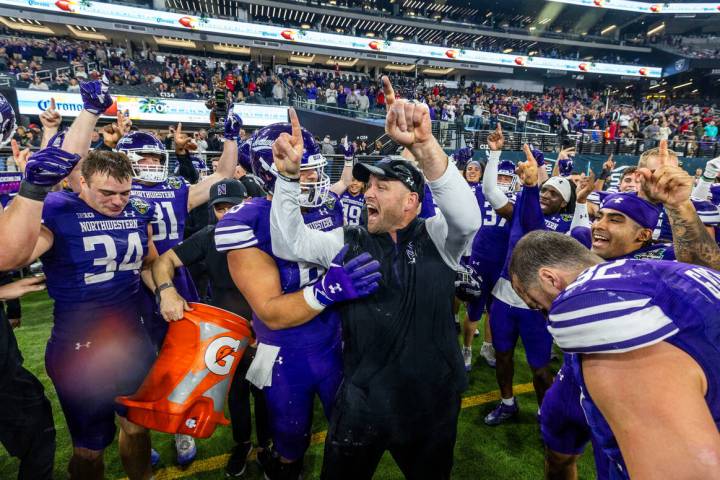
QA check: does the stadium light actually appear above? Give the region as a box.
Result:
[423,67,455,75]
[672,81,693,90]
[647,23,665,36]
[0,17,54,34]
[601,25,616,35]
[67,25,108,41]
[213,44,250,54]
[154,36,196,48]
[503,48,513,53]
[384,63,415,72]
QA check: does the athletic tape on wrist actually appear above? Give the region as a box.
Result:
[18,181,51,202]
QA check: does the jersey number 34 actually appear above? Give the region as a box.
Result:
[83,233,144,285]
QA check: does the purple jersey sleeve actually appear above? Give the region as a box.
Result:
[214,198,270,252]
[419,184,435,219]
[549,259,678,353]
[693,198,720,226]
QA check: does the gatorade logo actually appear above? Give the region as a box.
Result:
[204,337,241,375]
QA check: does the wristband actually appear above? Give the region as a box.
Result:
[303,285,325,312]
[155,282,176,303]
[278,172,300,183]
[598,169,611,181]
[18,181,51,202]
[344,158,354,167]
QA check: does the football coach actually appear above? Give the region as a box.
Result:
[268,77,481,479]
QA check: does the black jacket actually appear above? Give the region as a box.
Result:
[337,219,467,426]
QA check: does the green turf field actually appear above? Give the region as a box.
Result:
[0,291,597,479]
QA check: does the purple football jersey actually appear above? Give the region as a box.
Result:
[215,195,343,346]
[654,199,720,243]
[41,192,155,314]
[468,181,511,265]
[549,259,720,478]
[339,191,365,226]
[131,177,190,254]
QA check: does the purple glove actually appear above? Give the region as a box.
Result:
[309,245,381,307]
[79,69,113,115]
[531,147,545,166]
[224,107,243,141]
[339,141,355,160]
[24,146,81,187]
[558,159,574,177]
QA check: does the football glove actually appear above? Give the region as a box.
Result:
[306,245,381,309]
[79,69,113,115]
[223,107,243,141]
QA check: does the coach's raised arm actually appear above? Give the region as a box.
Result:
[270,77,480,268]
[269,76,481,479]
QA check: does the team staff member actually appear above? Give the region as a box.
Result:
[151,179,270,477]
[269,78,481,479]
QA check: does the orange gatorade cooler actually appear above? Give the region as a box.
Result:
[116,303,251,438]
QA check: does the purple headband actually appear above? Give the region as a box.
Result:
[600,192,660,229]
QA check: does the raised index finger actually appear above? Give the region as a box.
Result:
[49,97,56,112]
[658,138,669,165]
[288,108,303,147]
[11,139,19,158]
[381,76,395,110]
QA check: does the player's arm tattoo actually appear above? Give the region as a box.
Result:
[666,201,720,270]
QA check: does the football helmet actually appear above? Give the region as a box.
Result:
[497,160,518,194]
[116,131,169,183]
[250,122,330,208]
[0,94,17,147]
[451,146,474,170]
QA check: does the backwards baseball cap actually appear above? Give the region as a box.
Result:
[542,176,572,203]
[353,157,425,201]
[209,179,247,207]
[600,192,660,229]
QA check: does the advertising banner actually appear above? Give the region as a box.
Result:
[545,0,720,15]
[0,0,663,77]
[15,89,289,126]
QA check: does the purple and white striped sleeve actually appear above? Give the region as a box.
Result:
[548,290,678,354]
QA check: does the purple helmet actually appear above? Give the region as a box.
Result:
[116,131,169,183]
[497,159,518,194]
[250,122,329,208]
[0,94,17,147]
[451,146,474,170]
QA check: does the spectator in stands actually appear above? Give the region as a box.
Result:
[272,79,285,105]
[28,75,48,91]
[357,89,370,117]
[325,82,337,108]
[321,135,335,155]
[306,81,318,109]
[66,77,81,93]
[705,120,718,141]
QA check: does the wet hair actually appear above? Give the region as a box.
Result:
[81,150,134,185]
[621,166,638,180]
[638,147,678,169]
[509,230,600,290]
